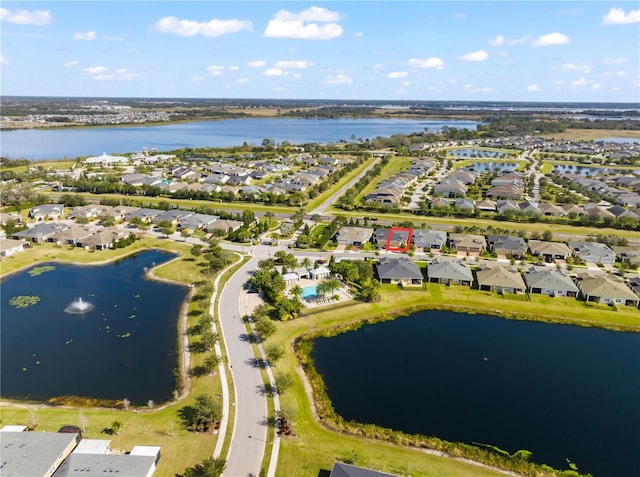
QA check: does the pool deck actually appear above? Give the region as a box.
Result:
[289,278,353,309]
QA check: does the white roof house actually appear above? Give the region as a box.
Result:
[84,152,129,165]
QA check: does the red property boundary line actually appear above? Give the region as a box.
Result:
[385,227,413,252]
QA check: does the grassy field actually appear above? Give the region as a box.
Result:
[0,239,236,477]
[541,129,640,141]
[354,156,413,203]
[266,283,638,477]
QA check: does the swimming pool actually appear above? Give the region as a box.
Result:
[301,285,318,299]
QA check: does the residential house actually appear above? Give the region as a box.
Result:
[528,240,571,262]
[376,256,423,286]
[125,208,163,223]
[207,219,243,234]
[77,229,128,250]
[29,204,65,221]
[310,267,331,280]
[474,199,496,212]
[335,227,374,247]
[613,246,640,267]
[538,202,566,217]
[12,222,68,242]
[427,259,473,286]
[84,152,129,166]
[496,200,520,215]
[55,445,161,477]
[69,205,113,220]
[448,233,487,255]
[476,265,526,294]
[152,209,193,225]
[523,268,579,297]
[412,229,447,251]
[48,225,94,245]
[178,214,219,231]
[433,178,467,197]
[486,235,528,259]
[518,200,542,216]
[0,238,28,257]
[567,241,616,265]
[575,272,639,307]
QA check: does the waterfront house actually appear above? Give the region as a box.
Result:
[476,265,526,294]
[376,256,423,286]
[12,222,68,242]
[575,272,639,307]
[330,462,399,477]
[523,268,579,297]
[427,259,473,286]
[0,238,29,257]
[48,225,94,245]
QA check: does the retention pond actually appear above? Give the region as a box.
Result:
[310,311,640,477]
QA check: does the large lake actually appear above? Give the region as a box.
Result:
[0,117,477,161]
[311,311,640,477]
[0,250,188,404]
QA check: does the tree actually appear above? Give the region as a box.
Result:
[254,316,276,341]
[179,394,221,432]
[202,354,220,373]
[264,343,285,366]
[289,284,303,302]
[182,457,227,477]
[264,211,275,227]
[111,420,123,435]
[274,372,293,395]
[542,230,553,241]
[200,329,218,352]
[317,277,340,298]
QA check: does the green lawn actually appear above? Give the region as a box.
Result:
[354,156,413,203]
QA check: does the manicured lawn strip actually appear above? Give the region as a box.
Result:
[540,159,638,170]
[354,156,412,203]
[42,191,296,215]
[2,160,76,172]
[305,155,376,212]
[325,209,640,240]
[541,129,640,141]
[0,241,229,477]
[268,285,637,477]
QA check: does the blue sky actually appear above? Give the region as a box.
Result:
[1,1,639,102]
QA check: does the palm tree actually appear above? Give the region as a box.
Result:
[299,257,313,274]
[289,284,303,302]
[317,277,340,299]
[264,211,275,228]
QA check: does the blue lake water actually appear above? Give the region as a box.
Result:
[310,311,640,477]
[0,117,478,161]
[465,161,519,172]
[553,164,640,176]
[449,148,511,158]
[0,250,188,404]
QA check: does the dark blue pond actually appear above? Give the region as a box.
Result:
[0,250,188,404]
[311,311,640,477]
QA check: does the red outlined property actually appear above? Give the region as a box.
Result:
[385,227,413,252]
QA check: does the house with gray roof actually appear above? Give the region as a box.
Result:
[412,229,447,251]
[476,265,526,294]
[125,208,163,223]
[178,213,219,231]
[487,235,528,259]
[496,199,520,215]
[335,226,374,246]
[372,228,410,248]
[0,428,80,477]
[152,209,193,225]
[523,268,579,297]
[528,240,571,262]
[55,449,160,477]
[427,259,473,286]
[12,222,68,243]
[575,272,639,307]
[376,256,423,286]
[567,241,616,265]
[48,225,94,245]
[29,204,65,221]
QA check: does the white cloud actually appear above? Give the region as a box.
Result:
[388,71,408,79]
[570,77,588,87]
[354,31,363,38]
[293,73,302,79]
[264,68,288,77]
[616,70,629,77]
[560,62,591,73]
[448,78,457,84]
[603,8,640,25]
[0,8,52,25]
[274,60,312,69]
[64,60,79,68]
[533,32,570,46]
[402,81,410,87]
[373,63,383,70]
[103,35,124,42]
[264,6,343,40]
[489,34,530,46]
[591,82,602,90]
[83,66,108,75]
[207,65,225,76]
[248,60,266,68]
[73,31,96,41]
[527,84,539,92]
[459,50,488,62]
[94,70,143,81]
[237,77,250,83]
[190,75,205,81]
[325,74,353,84]
[228,65,240,71]
[154,16,253,37]
[1,53,9,66]
[602,57,626,65]
[409,57,444,70]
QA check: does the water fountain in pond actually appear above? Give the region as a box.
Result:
[64,297,94,314]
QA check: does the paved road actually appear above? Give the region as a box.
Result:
[310,157,381,215]
[218,246,272,477]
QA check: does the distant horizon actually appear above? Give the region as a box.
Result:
[1,2,638,102]
[3,94,639,108]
